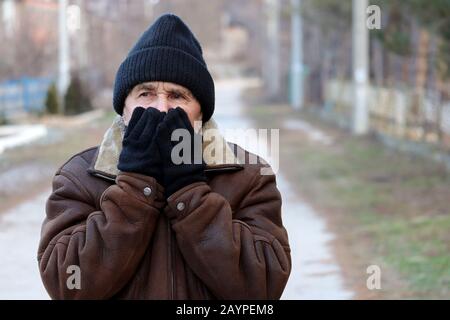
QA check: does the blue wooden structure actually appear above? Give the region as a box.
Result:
[0,77,54,117]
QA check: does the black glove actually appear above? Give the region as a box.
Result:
[118,107,166,183]
[156,107,206,197]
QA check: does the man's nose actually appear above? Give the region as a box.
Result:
[153,96,171,113]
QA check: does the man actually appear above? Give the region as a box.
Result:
[38,14,291,299]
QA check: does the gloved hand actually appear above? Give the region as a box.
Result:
[155,107,206,197]
[118,107,166,184]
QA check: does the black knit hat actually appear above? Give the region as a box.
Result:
[113,14,215,122]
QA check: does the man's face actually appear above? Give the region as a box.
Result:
[122,81,202,127]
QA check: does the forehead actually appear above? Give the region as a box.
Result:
[133,81,189,92]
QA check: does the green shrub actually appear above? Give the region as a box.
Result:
[45,83,59,114]
[0,111,8,125]
[64,74,93,115]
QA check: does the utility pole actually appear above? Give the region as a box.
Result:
[58,0,70,114]
[264,0,280,100]
[74,0,87,71]
[2,0,16,77]
[2,0,15,37]
[145,0,160,19]
[290,0,304,110]
[352,0,369,134]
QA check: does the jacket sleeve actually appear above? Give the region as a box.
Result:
[37,170,164,299]
[164,170,291,299]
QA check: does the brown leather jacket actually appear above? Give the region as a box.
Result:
[37,117,291,299]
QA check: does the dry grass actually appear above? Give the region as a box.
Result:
[245,93,450,299]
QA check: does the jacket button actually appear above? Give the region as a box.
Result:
[176,202,185,211]
[143,187,152,196]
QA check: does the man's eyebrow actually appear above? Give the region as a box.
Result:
[133,83,193,97]
[134,83,157,92]
[166,87,192,97]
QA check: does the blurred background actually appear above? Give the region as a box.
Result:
[0,0,449,300]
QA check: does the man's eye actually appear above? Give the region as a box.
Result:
[139,92,154,97]
[170,93,184,99]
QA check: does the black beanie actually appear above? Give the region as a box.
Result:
[113,14,215,122]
